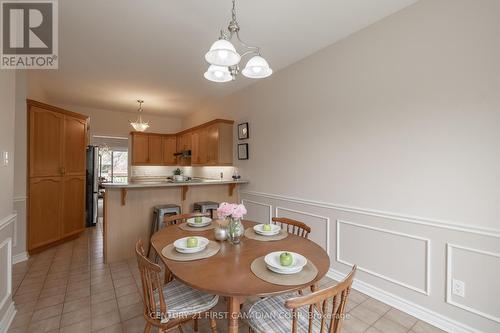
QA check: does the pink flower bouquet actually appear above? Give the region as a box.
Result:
[217,202,247,220]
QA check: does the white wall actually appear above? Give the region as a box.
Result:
[184,0,500,332]
[0,70,18,331]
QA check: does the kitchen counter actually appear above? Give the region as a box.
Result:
[102,178,247,263]
[101,179,248,189]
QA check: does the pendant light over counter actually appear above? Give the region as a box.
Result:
[130,100,150,132]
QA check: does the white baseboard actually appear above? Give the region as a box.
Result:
[0,301,16,333]
[12,252,28,264]
[328,268,479,333]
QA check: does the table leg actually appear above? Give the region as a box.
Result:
[228,296,244,333]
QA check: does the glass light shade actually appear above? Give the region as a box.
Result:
[205,39,241,66]
[130,116,149,132]
[204,65,232,83]
[242,55,273,79]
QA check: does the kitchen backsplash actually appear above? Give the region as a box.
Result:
[131,166,236,181]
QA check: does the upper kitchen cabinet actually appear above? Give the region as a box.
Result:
[191,128,207,165]
[162,135,177,165]
[207,123,227,165]
[131,132,164,165]
[130,119,234,166]
[193,121,233,165]
[131,133,149,165]
[148,134,163,165]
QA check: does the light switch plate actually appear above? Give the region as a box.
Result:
[2,151,8,166]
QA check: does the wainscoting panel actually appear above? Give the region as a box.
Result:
[0,237,12,313]
[337,220,430,295]
[446,244,500,323]
[275,206,330,254]
[240,190,500,333]
[241,199,272,224]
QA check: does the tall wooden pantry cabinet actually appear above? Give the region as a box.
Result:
[27,100,88,253]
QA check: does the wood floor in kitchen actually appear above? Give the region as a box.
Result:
[8,223,444,333]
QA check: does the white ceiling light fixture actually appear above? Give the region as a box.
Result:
[204,0,272,82]
[204,65,233,83]
[130,100,150,132]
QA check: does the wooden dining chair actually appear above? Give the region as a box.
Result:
[271,217,311,239]
[246,266,357,333]
[135,240,219,333]
[164,212,210,226]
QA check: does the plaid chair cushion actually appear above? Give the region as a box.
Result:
[245,293,329,333]
[154,279,219,321]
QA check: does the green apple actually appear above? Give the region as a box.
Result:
[194,216,203,223]
[186,237,198,248]
[280,252,293,266]
[262,224,272,232]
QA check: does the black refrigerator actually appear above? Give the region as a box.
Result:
[86,146,99,227]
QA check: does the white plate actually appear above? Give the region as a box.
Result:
[173,236,209,254]
[266,264,303,275]
[253,224,281,236]
[264,251,307,272]
[186,216,212,227]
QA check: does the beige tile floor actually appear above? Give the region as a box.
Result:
[8,223,445,333]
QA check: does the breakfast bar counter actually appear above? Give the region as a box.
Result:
[102,179,248,263]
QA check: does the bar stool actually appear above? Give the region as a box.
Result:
[193,201,219,218]
[147,204,181,258]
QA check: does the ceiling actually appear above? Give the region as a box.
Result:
[28,0,418,117]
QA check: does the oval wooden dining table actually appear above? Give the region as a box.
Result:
[151,220,330,333]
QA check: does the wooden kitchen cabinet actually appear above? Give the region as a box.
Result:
[29,177,63,250]
[207,122,233,165]
[131,133,178,165]
[61,176,86,238]
[162,136,177,165]
[28,100,88,253]
[191,128,208,165]
[29,107,64,177]
[64,116,87,176]
[131,133,149,165]
[130,119,234,166]
[148,135,163,165]
[176,132,192,166]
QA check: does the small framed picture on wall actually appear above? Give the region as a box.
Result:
[238,143,249,160]
[238,122,249,140]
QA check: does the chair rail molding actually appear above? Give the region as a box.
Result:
[275,206,330,255]
[13,196,27,202]
[240,190,500,238]
[336,219,431,295]
[241,199,273,224]
[446,243,500,324]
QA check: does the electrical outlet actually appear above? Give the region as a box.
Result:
[452,279,466,297]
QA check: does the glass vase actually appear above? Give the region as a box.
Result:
[227,218,244,244]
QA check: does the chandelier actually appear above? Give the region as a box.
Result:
[130,100,150,132]
[204,0,272,82]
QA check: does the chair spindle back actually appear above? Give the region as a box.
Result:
[285,266,357,333]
